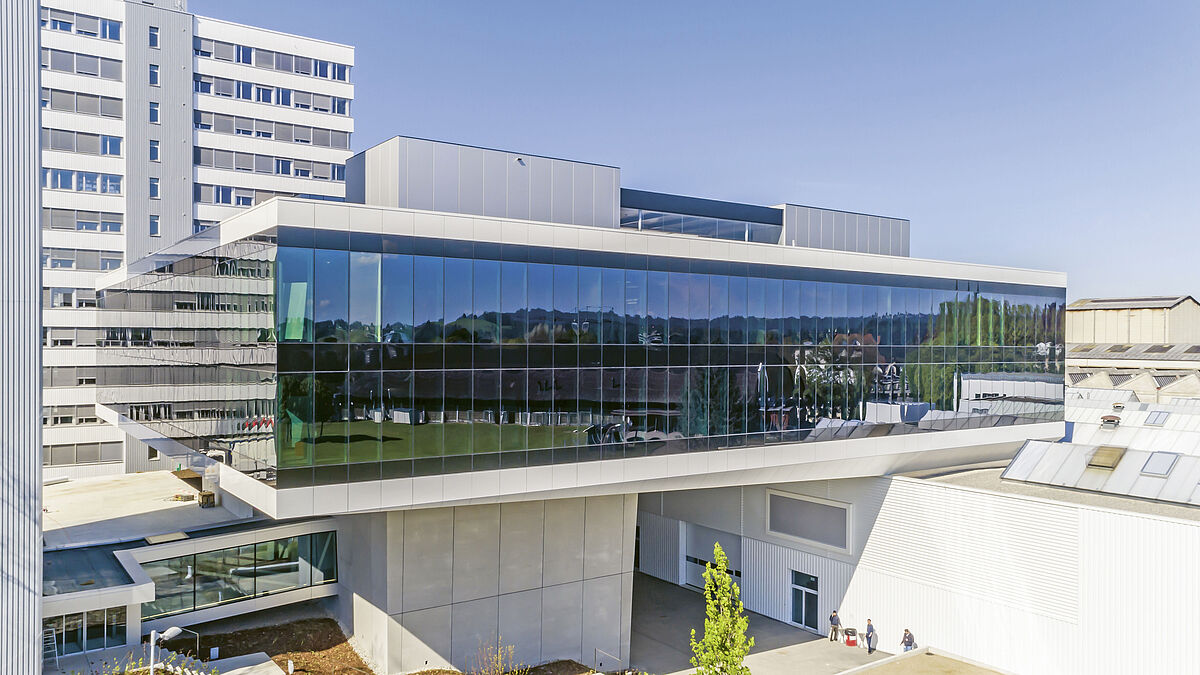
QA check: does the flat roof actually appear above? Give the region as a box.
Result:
[928,467,1200,523]
[1067,295,1196,311]
[100,198,1067,292]
[43,471,245,550]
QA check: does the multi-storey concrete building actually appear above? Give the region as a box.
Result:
[39,0,353,479]
[33,134,1066,673]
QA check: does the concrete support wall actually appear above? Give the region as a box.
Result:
[0,0,43,668]
[336,495,637,674]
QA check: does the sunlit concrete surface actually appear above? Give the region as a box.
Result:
[42,471,242,548]
[630,572,884,675]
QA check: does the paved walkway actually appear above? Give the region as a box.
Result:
[631,572,885,675]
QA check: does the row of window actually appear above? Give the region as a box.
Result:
[42,208,123,233]
[193,74,350,115]
[41,607,126,657]
[194,183,295,207]
[43,441,123,467]
[274,247,1063,347]
[45,287,98,310]
[41,168,122,195]
[142,531,338,620]
[42,248,123,271]
[41,87,123,118]
[44,365,262,388]
[194,147,345,181]
[194,37,349,81]
[127,398,272,423]
[194,110,350,149]
[40,8,121,41]
[42,128,122,157]
[41,48,121,81]
[42,405,100,427]
[40,327,265,349]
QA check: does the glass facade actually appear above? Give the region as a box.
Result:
[99,225,1065,488]
[43,606,125,655]
[140,531,337,620]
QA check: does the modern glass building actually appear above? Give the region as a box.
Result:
[98,201,1065,491]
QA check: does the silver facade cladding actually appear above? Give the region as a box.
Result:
[347,136,621,228]
[124,2,195,262]
[1,0,43,668]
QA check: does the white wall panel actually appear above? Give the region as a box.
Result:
[634,510,679,584]
[1,1,43,669]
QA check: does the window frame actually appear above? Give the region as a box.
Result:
[765,489,854,555]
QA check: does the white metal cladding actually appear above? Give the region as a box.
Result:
[635,510,679,584]
[1076,508,1200,675]
[830,478,1200,674]
[1,0,43,669]
[856,479,1079,624]
[739,537,854,636]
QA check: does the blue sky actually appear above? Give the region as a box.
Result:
[196,0,1200,300]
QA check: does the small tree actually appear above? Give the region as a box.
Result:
[689,542,754,675]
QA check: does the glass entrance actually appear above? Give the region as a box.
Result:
[790,570,818,631]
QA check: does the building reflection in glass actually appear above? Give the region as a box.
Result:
[98,226,1067,487]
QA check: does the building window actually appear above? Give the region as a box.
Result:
[236,81,252,100]
[140,532,337,620]
[149,26,159,48]
[237,45,252,64]
[767,491,851,552]
[100,135,121,156]
[149,215,160,237]
[100,19,121,41]
[150,140,160,162]
[255,86,272,103]
[149,102,160,124]
[149,178,160,199]
[149,64,159,86]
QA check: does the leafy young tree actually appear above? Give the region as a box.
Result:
[689,542,754,675]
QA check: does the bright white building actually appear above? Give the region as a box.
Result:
[39,0,353,480]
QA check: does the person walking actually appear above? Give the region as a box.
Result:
[828,610,842,642]
[864,619,876,654]
[901,628,916,652]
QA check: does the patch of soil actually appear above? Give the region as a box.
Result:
[164,617,374,674]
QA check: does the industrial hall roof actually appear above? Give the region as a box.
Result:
[1067,295,1197,311]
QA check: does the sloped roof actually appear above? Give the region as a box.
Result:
[1067,295,1196,311]
[1067,342,1200,361]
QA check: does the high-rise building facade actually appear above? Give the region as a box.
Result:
[39,0,354,478]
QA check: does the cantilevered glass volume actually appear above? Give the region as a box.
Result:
[97,203,1065,489]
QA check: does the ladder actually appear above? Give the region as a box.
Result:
[42,627,59,668]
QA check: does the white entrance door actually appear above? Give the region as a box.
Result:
[790,570,819,632]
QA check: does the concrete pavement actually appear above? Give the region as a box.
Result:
[630,572,885,675]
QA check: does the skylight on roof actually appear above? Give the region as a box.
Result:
[1142,452,1178,477]
[1071,344,1097,353]
[1188,346,1200,354]
[1087,445,1125,469]
[1107,345,1132,353]
[1146,411,1170,426]
[1146,345,1174,353]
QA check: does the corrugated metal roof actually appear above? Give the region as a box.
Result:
[1067,295,1196,311]
[1067,342,1200,361]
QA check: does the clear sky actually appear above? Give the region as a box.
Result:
[196,0,1200,300]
